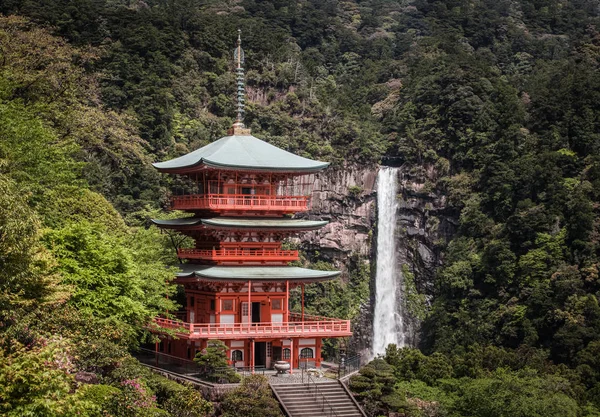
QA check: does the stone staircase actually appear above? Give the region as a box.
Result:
[271,381,365,417]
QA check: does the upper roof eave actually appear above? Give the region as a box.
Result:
[152,134,330,174]
[152,160,330,174]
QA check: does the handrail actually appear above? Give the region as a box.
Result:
[337,354,362,379]
[152,317,352,339]
[170,193,311,211]
[306,374,339,417]
[289,312,339,322]
[177,247,299,261]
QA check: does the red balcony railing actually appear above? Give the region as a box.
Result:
[289,312,339,322]
[151,317,352,340]
[170,194,310,213]
[177,248,299,264]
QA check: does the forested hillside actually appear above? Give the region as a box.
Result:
[1,0,599,416]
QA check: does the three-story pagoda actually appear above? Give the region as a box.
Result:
[149,32,351,371]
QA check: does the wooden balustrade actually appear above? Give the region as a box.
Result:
[170,194,311,212]
[177,248,299,263]
[152,317,352,339]
[289,312,338,322]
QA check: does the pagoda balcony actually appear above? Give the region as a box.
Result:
[177,248,299,264]
[151,316,352,340]
[169,194,310,213]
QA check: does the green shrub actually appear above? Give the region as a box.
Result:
[220,375,283,417]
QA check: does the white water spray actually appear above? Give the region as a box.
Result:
[372,167,405,357]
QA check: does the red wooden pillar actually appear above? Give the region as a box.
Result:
[215,294,220,324]
[248,280,251,327]
[290,338,294,374]
[316,338,322,367]
[285,280,289,322]
[251,339,255,374]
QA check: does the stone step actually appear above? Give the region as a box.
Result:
[285,406,360,413]
[275,387,346,392]
[282,409,362,416]
[271,380,364,417]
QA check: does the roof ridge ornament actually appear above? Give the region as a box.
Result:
[228,29,252,136]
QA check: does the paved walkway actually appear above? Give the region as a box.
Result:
[136,353,335,386]
[267,369,335,385]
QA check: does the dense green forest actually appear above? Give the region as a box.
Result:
[0,0,599,415]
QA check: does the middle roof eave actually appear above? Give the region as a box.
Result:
[201,217,328,230]
[175,265,340,282]
[151,217,329,230]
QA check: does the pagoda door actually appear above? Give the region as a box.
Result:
[241,302,249,324]
[240,301,261,324]
[252,302,261,324]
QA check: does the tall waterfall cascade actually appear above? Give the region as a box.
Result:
[372,167,406,357]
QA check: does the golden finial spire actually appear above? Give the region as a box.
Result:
[229,29,251,135]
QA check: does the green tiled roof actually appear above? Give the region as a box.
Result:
[151,218,203,227]
[153,135,329,173]
[151,217,328,230]
[175,265,340,282]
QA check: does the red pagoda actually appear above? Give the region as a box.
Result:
[149,32,351,371]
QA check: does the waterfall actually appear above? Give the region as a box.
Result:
[372,167,405,357]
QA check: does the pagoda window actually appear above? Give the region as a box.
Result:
[300,348,314,359]
[210,300,215,311]
[282,348,291,360]
[271,299,282,310]
[222,299,234,311]
[232,350,243,361]
[190,296,195,307]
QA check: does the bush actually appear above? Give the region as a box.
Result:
[220,375,283,417]
[193,340,239,383]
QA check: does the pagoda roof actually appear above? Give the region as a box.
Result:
[151,217,328,231]
[153,135,329,173]
[175,265,340,283]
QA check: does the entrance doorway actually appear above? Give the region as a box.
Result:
[252,302,261,324]
[255,342,266,367]
[272,346,282,362]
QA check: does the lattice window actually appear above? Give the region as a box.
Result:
[267,342,272,358]
[283,348,291,359]
[232,350,243,361]
[222,299,233,311]
[241,302,249,317]
[300,348,313,359]
[271,299,282,310]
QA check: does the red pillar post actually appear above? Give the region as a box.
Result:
[251,339,255,374]
[248,280,251,328]
[316,338,322,367]
[285,280,289,323]
[290,338,294,374]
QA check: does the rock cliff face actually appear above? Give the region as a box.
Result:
[298,163,457,356]
[393,165,458,347]
[298,166,378,261]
